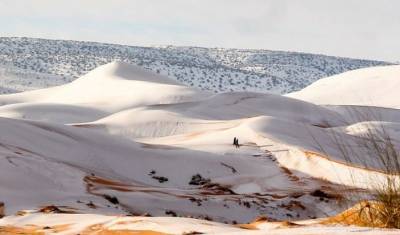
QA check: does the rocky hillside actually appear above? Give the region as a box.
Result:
[0,37,392,94]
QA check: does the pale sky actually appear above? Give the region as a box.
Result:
[0,0,399,62]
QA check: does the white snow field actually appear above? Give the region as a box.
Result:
[1,62,400,234]
[288,65,400,108]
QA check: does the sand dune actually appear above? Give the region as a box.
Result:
[1,62,400,234]
[288,65,400,108]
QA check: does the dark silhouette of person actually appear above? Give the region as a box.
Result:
[233,137,240,148]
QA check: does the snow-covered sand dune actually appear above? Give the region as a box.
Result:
[288,65,400,108]
[1,62,400,234]
[0,62,209,123]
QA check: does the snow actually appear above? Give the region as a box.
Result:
[0,61,400,234]
[0,62,209,123]
[288,65,400,108]
[0,37,392,94]
[1,213,399,235]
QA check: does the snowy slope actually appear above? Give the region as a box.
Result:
[0,37,392,94]
[0,62,209,123]
[0,62,348,222]
[1,62,400,234]
[288,65,400,108]
[1,213,399,235]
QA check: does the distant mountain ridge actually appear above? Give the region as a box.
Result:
[0,37,393,94]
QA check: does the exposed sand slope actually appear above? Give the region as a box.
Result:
[1,213,399,235]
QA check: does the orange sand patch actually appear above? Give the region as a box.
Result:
[0,225,43,235]
[321,201,388,228]
[85,176,131,187]
[115,221,143,225]
[0,224,71,234]
[279,166,300,182]
[85,175,134,192]
[237,223,259,230]
[0,225,169,235]
[81,223,170,235]
[270,194,287,199]
[276,221,303,228]
[38,205,76,214]
[237,216,303,230]
[237,216,268,230]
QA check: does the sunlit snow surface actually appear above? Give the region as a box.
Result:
[0,62,400,234]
